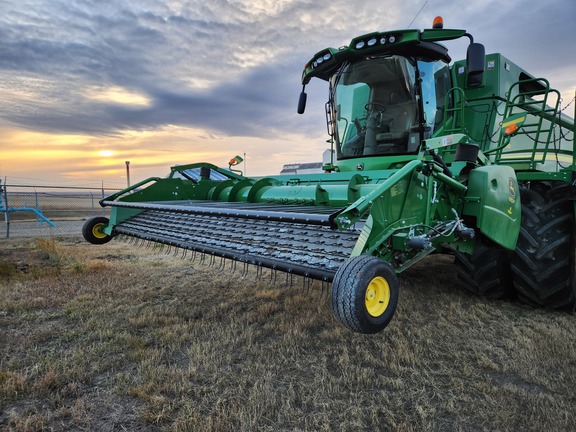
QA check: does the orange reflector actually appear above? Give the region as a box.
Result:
[505,124,519,135]
[433,16,444,29]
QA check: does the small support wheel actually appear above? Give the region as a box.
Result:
[82,216,112,245]
[331,255,399,334]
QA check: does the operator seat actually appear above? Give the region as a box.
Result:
[374,92,417,153]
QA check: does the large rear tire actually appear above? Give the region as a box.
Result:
[82,216,112,245]
[511,183,576,310]
[453,238,513,299]
[331,255,399,334]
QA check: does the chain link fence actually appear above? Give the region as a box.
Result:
[1,180,122,238]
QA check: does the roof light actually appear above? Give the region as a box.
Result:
[388,35,396,43]
[368,38,377,46]
[355,41,365,49]
[433,16,444,29]
[229,155,244,166]
[380,37,387,44]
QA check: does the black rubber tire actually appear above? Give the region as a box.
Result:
[453,239,513,299]
[331,255,399,334]
[511,183,576,310]
[82,216,112,245]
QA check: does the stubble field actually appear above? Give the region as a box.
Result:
[1,236,575,431]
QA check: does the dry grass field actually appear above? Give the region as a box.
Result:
[1,237,575,431]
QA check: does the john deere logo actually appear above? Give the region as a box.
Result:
[508,178,516,198]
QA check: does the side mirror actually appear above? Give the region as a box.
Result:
[466,43,485,88]
[297,91,307,114]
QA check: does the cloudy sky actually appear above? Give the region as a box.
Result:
[1,0,574,187]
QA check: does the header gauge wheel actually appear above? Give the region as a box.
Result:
[331,255,399,334]
[82,216,112,245]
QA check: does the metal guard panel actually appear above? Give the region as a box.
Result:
[463,166,521,249]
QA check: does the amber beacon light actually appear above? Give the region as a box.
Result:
[432,16,444,29]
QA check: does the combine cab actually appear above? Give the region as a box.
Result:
[83,18,575,333]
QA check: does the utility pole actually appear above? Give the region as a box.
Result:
[125,161,131,187]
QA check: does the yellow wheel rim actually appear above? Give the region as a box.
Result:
[365,276,390,317]
[92,223,108,239]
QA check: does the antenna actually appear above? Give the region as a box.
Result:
[407,0,429,29]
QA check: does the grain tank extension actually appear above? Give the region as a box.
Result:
[83,18,576,333]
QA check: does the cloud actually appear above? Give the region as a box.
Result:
[0,56,310,137]
[0,0,575,136]
[0,0,574,182]
[0,0,338,137]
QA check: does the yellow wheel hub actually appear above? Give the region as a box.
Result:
[92,223,108,239]
[365,276,390,317]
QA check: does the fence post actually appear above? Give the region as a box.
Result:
[101,182,105,216]
[2,178,10,238]
[35,190,43,225]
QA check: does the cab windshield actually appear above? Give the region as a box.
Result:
[332,56,419,158]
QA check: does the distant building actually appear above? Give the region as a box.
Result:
[280,162,323,175]
[279,149,334,175]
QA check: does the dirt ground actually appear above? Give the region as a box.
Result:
[1,236,575,431]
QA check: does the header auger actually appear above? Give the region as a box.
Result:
[83,17,575,333]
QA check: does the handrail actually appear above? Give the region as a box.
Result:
[491,78,570,169]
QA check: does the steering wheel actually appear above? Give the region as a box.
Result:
[365,102,387,113]
[364,103,393,125]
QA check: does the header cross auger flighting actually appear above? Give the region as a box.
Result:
[83,17,576,334]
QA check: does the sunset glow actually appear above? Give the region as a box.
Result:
[0,123,320,187]
[97,150,116,157]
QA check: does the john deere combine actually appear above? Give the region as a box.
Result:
[83,18,575,333]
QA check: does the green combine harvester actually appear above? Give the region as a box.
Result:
[83,18,575,333]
